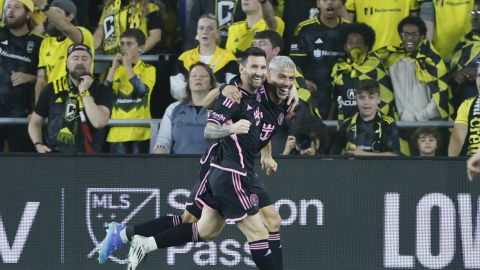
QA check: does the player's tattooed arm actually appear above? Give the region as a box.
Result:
[204,120,251,139]
[204,122,232,139]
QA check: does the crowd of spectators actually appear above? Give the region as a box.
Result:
[0,0,479,157]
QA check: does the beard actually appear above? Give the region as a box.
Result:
[6,14,28,30]
[70,64,89,80]
[46,23,62,37]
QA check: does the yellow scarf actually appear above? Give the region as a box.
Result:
[103,0,145,53]
[378,39,453,120]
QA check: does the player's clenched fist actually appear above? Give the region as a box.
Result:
[230,119,251,134]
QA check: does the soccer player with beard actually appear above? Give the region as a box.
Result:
[97,51,297,270]
[34,0,94,102]
[28,44,112,153]
[0,0,42,152]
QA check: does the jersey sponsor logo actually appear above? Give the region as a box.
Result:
[363,6,401,16]
[290,43,298,51]
[313,49,343,58]
[85,188,160,264]
[337,96,357,108]
[0,47,32,62]
[443,0,470,7]
[211,111,226,122]
[347,88,356,100]
[259,123,275,141]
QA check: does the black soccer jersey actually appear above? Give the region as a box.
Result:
[290,17,349,118]
[0,26,42,116]
[207,86,261,175]
[334,112,400,154]
[256,83,288,151]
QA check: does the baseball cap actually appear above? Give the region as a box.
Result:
[50,0,76,17]
[67,44,92,58]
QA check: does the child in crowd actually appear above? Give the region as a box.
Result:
[410,127,441,157]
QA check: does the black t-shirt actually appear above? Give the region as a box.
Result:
[0,27,42,116]
[35,79,113,153]
[334,113,400,154]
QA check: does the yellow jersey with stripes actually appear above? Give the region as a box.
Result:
[225,16,285,56]
[38,27,94,83]
[107,60,156,142]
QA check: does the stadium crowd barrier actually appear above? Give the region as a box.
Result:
[0,118,454,152]
[0,155,477,269]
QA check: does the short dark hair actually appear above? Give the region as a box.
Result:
[238,47,267,65]
[120,28,146,46]
[341,23,376,51]
[254,30,284,52]
[397,16,427,36]
[356,79,380,95]
[409,127,442,156]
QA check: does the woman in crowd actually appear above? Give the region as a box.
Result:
[153,62,216,154]
[170,13,237,100]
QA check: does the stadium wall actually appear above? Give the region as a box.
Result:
[0,155,478,270]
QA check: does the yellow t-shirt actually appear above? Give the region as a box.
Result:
[427,0,474,60]
[346,0,419,50]
[455,96,480,155]
[455,96,476,125]
[225,16,285,56]
[38,27,94,83]
[107,60,156,142]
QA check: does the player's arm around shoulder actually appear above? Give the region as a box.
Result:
[203,84,242,109]
[204,96,251,139]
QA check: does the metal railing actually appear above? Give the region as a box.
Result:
[93,54,175,73]
[0,118,454,151]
